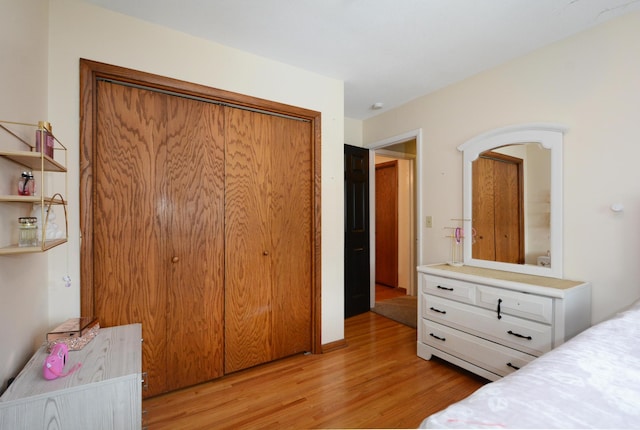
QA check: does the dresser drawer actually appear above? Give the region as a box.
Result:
[422,275,476,304]
[422,294,552,356]
[476,285,553,324]
[421,319,537,377]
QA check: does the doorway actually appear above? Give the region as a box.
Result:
[343,130,420,317]
[369,130,421,308]
[344,144,371,318]
[375,160,398,288]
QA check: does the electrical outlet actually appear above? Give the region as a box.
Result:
[425,216,433,228]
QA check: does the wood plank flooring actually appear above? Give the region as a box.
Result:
[375,283,407,301]
[143,312,487,429]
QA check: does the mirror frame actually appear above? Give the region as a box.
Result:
[458,123,566,278]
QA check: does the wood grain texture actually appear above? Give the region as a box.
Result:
[224,108,273,373]
[269,115,312,359]
[472,152,524,264]
[492,156,522,263]
[81,61,323,355]
[472,156,497,260]
[142,313,486,429]
[163,96,225,391]
[224,109,312,373]
[94,82,168,396]
[375,160,398,287]
[94,83,226,396]
[80,59,323,397]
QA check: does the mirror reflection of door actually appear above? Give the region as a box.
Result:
[375,160,398,287]
[472,151,524,264]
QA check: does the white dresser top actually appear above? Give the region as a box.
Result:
[418,264,588,298]
[1,324,141,401]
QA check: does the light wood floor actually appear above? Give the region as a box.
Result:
[143,312,487,429]
[375,283,407,301]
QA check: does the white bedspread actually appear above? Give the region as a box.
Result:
[421,300,640,429]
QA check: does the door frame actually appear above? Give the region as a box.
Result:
[78,59,323,354]
[366,129,422,306]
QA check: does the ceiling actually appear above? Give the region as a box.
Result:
[85,0,640,119]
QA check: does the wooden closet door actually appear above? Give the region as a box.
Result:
[94,81,168,396]
[493,158,522,263]
[269,115,312,359]
[472,156,497,261]
[224,108,312,373]
[163,96,226,391]
[93,82,225,396]
[375,161,398,287]
[225,108,272,373]
[472,153,523,263]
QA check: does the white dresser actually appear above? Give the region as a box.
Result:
[417,264,591,381]
[0,324,142,430]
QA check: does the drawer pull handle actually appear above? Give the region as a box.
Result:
[508,330,532,340]
[429,333,446,341]
[507,362,520,370]
[436,285,454,291]
[497,298,503,320]
[429,307,447,314]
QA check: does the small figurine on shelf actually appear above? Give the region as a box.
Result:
[46,208,65,240]
[17,171,35,196]
[31,205,64,241]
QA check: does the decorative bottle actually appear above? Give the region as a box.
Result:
[17,171,35,196]
[35,121,54,158]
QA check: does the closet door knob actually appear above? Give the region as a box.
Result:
[263,251,269,256]
[171,256,179,263]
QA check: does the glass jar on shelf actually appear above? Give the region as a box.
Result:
[18,217,38,247]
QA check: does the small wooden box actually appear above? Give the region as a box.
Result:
[46,317,99,351]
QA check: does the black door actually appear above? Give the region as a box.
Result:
[344,145,370,318]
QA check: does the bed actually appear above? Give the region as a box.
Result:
[420,299,640,429]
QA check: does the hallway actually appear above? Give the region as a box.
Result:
[376,283,408,301]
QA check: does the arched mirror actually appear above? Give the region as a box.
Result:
[458,123,566,278]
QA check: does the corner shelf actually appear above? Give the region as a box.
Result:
[0,121,68,255]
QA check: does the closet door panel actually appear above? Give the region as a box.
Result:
[270,116,312,358]
[225,108,272,373]
[164,97,226,389]
[472,156,496,260]
[81,60,320,398]
[493,160,521,263]
[94,82,168,396]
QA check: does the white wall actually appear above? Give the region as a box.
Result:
[344,117,363,146]
[0,0,51,392]
[364,11,640,324]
